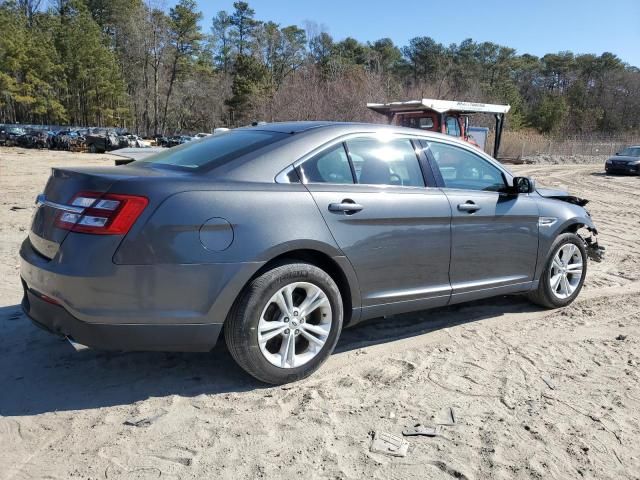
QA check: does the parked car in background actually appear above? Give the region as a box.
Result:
[125,135,151,148]
[50,130,81,150]
[20,122,603,384]
[605,146,640,175]
[165,135,182,147]
[165,135,192,147]
[0,126,26,146]
[151,134,167,146]
[85,130,128,153]
[16,128,50,149]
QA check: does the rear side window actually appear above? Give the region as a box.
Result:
[138,130,286,170]
[298,143,354,184]
[345,137,425,187]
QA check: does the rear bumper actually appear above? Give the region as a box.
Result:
[18,234,263,352]
[22,285,222,352]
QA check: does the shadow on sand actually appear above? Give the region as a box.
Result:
[0,296,540,416]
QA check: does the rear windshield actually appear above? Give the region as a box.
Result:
[137,130,287,170]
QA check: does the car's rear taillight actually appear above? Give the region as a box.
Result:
[55,192,148,235]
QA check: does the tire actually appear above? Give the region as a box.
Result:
[528,232,587,309]
[224,262,343,384]
[89,143,97,154]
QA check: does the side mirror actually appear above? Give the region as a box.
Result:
[512,176,536,194]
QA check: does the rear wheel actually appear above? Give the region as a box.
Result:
[224,262,343,384]
[528,233,587,308]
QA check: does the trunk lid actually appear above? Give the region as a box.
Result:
[29,165,158,259]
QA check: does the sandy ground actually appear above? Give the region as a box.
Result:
[0,147,639,480]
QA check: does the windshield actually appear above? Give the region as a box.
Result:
[619,147,640,157]
[136,130,288,170]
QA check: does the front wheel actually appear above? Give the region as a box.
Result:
[528,233,587,308]
[224,262,343,384]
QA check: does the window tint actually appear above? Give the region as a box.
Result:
[428,142,505,192]
[345,137,424,187]
[619,147,640,157]
[445,117,461,136]
[137,130,286,170]
[298,143,354,184]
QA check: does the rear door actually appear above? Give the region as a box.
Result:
[422,140,539,302]
[298,134,452,318]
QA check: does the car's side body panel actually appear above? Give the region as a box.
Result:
[442,189,540,302]
[305,183,452,320]
[113,185,363,326]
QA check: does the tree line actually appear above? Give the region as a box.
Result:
[1,0,639,136]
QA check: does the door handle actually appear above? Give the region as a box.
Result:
[328,200,363,214]
[457,201,481,213]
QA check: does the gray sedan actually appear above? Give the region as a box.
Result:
[605,146,640,175]
[20,122,603,384]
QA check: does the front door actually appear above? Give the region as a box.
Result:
[298,134,452,318]
[424,140,539,302]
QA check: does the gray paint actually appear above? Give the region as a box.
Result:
[19,122,600,351]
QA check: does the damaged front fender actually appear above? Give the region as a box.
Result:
[536,187,589,207]
[582,227,605,263]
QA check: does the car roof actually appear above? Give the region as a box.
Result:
[244,120,471,143]
[239,121,341,134]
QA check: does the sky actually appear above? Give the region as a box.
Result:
[184,0,640,67]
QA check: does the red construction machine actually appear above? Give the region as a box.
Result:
[367,98,510,158]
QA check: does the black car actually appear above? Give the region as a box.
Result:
[0,126,26,146]
[164,135,192,147]
[605,146,640,175]
[16,129,49,149]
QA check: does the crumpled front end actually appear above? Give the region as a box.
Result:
[581,226,605,263]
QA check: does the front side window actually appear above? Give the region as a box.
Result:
[136,130,287,170]
[428,141,505,192]
[345,137,425,187]
[298,143,354,184]
[445,117,461,137]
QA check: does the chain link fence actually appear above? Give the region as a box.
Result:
[487,131,639,162]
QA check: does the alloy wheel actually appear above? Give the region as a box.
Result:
[549,243,584,299]
[257,282,332,369]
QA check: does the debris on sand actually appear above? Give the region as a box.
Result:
[616,334,627,341]
[436,407,456,426]
[402,424,440,437]
[541,375,556,390]
[123,412,165,427]
[370,431,409,457]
